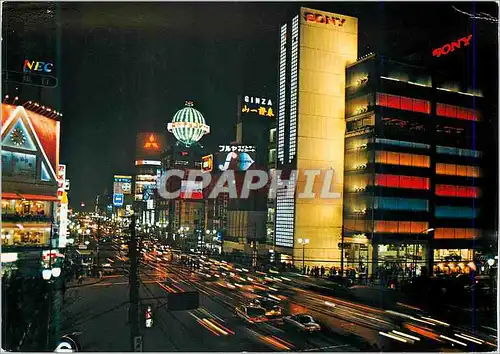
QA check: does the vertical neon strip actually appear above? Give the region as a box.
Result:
[278,24,287,164]
[275,173,296,248]
[288,15,299,163]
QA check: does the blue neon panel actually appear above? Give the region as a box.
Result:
[374,197,429,211]
[375,138,430,150]
[435,206,478,218]
[436,146,481,158]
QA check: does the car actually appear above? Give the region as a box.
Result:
[283,314,321,332]
[326,275,353,288]
[235,305,268,324]
[252,298,282,318]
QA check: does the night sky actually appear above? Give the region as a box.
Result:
[2,2,498,229]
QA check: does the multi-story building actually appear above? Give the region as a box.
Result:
[133,132,166,227]
[1,102,61,275]
[274,7,358,265]
[343,54,483,276]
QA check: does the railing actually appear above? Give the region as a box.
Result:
[2,214,52,223]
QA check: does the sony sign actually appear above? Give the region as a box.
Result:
[244,96,273,106]
[303,12,346,27]
[432,35,472,58]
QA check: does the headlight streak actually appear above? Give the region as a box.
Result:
[379,331,407,343]
[459,333,485,344]
[454,333,483,344]
[421,316,450,327]
[440,335,467,346]
[392,330,420,341]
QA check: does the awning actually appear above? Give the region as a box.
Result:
[2,192,58,201]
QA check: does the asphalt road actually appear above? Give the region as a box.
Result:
[58,240,498,352]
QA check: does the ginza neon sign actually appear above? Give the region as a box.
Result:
[304,12,346,27]
[432,35,472,57]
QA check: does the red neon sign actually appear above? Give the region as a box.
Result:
[432,35,472,57]
[304,12,346,27]
[144,134,159,149]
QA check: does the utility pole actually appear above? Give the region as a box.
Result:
[96,216,101,268]
[129,214,141,351]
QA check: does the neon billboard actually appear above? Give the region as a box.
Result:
[432,35,472,57]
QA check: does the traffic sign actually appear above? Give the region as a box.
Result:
[3,70,58,88]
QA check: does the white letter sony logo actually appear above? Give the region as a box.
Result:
[244,96,273,106]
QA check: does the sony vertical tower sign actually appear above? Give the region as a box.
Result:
[275,7,358,265]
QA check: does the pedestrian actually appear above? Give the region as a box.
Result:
[321,266,325,277]
[306,266,310,275]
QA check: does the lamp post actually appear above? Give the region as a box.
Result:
[414,228,434,277]
[297,238,309,272]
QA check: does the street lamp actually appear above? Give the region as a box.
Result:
[297,238,309,272]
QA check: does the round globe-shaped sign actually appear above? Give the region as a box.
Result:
[167,101,210,147]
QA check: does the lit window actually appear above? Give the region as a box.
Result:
[376,93,431,114]
[436,103,480,121]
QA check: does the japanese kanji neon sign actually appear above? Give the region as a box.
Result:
[241,95,274,118]
[218,145,256,153]
[432,35,472,58]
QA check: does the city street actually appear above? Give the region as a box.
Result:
[58,239,498,352]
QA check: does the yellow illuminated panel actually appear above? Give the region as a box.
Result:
[293,7,358,267]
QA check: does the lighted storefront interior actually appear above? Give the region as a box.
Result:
[2,199,53,218]
[376,244,427,275]
[1,226,51,246]
[433,249,475,274]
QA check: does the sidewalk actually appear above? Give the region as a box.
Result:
[66,276,102,289]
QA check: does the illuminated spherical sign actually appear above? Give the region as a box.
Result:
[167,101,210,147]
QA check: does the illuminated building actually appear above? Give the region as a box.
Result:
[343,53,484,275]
[160,101,210,247]
[134,132,166,227]
[274,7,358,265]
[223,95,273,257]
[1,103,62,274]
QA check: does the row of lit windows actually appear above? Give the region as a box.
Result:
[374,197,429,211]
[288,15,299,164]
[436,103,480,121]
[374,221,429,234]
[275,174,295,248]
[436,146,481,158]
[375,138,431,150]
[375,174,430,190]
[434,228,480,239]
[436,163,481,178]
[277,24,287,164]
[435,206,479,219]
[376,93,431,114]
[435,184,480,198]
[375,151,430,168]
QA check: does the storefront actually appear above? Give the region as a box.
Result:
[2,223,52,247]
[433,249,475,274]
[375,243,428,276]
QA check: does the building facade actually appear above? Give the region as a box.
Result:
[133,132,166,227]
[274,7,358,265]
[343,54,483,276]
[1,103,61,275]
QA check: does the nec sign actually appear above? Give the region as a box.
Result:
[304,12,346,27]
[23,60,54,73]
[432,35,472,58]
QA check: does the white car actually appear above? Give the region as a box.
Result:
[284,314,321,332]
